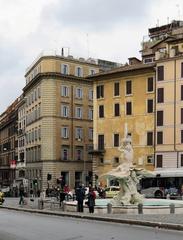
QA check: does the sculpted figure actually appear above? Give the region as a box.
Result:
[101,123,153,205]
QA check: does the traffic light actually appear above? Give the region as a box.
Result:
[47,173,52,181]
[33,179,38,186]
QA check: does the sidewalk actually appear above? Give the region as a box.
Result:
[2,197,183,231]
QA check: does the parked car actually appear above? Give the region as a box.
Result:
[141,187,165,198]
[105,186,120,198]
[165,187,179,199]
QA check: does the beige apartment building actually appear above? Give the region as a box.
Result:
[141,20,183,173]
[23,53,100,190]
[89,61,155,186]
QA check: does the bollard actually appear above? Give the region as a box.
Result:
[107,203,112,214]
[138,203,143,214]
[38,199,44,210]
[170,203,175,214]
[63,202,66,212]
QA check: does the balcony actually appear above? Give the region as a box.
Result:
[16,162,26,169]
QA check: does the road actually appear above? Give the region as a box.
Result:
[0,209,183,240]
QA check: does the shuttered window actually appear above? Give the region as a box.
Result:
[147,77,154,92]
[114,82,120,96]
[157,131,163,144]
[156,155,163,168]
[157,111,163,126]
[126,102,132,115]
[157,66,164,81]
[157,88,164,103]
[114,103,120,116]
[114,134,119,147]
[147,132,153,146]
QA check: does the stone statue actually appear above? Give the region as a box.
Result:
[100,123,153,206]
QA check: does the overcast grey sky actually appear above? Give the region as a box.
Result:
[0,0,183,113]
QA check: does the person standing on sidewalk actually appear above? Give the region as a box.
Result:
[19,185,25,205]
[76,184,85,212]
[87,188,96,213]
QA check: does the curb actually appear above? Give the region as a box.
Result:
[1,206,183,231]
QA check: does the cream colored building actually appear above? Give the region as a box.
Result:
[23,53,100,190]
[89,61,155,186]
[155,42,183,170]
[141,20,183,171]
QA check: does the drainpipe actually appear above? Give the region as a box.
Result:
[154,67,157,168]
[174,59,178,167]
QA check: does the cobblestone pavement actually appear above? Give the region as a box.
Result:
[3,198,183,226]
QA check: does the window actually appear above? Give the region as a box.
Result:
[76,148,83,160]
[126,102,132,115]
[76,67,83,77]
[147,99,153,113]
[114,82,120,96]
[61,127,69,139]
[114,157,119,164]
[90,69,95,75]
[88,108,93,120]
[157,131,163,144]
[61,105,69,117]
[157,66,164,81]
[147,155,153,164]
[89,128,93,140]
[157,111,163,126]
[75,127,83,140]
[61,86,69,97]
[89,89,93,100]
[96,85,104,99]
[157,88,164,103]
[181,62,183,78]
[99,105,104,118]
[181,108,183,124]
[114,134,119,147]
[181,85,183,101]
[147,77,154,92]
[76,88,83,99]
[62,147,69,160]
[75,107,82,119]
[156,155,163,168]
[147,132,153,146]
[98,134,104,150]
[126,80,132,95]
[38,87,41,98]
[181,154,183,167]
[181,130,183,143]
[61,64,69,75]
[114,103,120,116]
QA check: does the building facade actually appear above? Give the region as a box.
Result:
[24,53,100,190]
[141,20,183,171]
[89,62,155,186]
[16,95,27,188]
[0,98,19,190]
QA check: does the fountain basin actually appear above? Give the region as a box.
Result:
[63,198,183,215]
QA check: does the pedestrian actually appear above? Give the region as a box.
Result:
[87,188,96,213]
[19,185,25,205]
[63,184,70,201]
[59,189,66,209]
[76,184,85,212]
